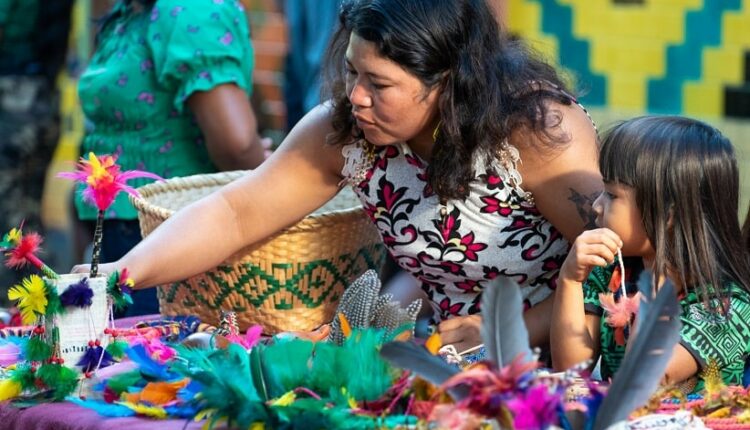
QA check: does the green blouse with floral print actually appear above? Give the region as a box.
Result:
[583,263,750,391]
[75,0,253,220]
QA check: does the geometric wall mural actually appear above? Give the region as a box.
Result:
[506,0,750,118]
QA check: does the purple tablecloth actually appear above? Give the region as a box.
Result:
[0,315,219,430]
[0,401,208,430]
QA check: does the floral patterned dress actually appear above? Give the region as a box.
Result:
[76,0,253,221]
[340,140,570,321]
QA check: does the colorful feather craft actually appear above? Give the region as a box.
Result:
[59,277,94,308]
[35,363,79,401]
[340,328,404,402]
[104,340,129,360]
[58,152,162,277]
[592,279,681,430]
[57,152,162,212]
[599,292,640,346]
[259,338,314,391]
[107,270,134,311]
[77,341,115,373]
[505,383,562,429]
[170,344,268,429]
[138,379,190,406]
[124,344,177,380]
[44,280,63,317]
[8,275,48,324]
[1,227,59,279]
[24,336,52,362]
[101,370,143,397]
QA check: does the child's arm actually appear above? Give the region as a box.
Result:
[664,345,699,384]
[551,229,622,371]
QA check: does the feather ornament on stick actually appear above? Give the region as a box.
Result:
[1,226,59,279]
[592,278,681,430]
[58,152,161,277]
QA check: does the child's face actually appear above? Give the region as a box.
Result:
[593,182,655,258]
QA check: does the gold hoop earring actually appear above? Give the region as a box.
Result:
[432,121,442,142]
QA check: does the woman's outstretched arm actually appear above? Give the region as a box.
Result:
[75,105,344,288]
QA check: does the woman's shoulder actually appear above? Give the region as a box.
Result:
[148,0,249,34]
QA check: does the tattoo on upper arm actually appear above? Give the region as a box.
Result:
[568,188,599,229]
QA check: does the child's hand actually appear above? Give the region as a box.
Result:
[560,228,623,283]
[438,314,482,353]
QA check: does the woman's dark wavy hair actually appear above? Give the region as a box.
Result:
[599,116,750,309]
[322,0,573,200]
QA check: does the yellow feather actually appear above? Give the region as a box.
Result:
[270,391,296,407]
[338,313,352,338]
[119,401,168,419]
[6,228,21,245]
[7,284,26,302]
[700,358,725,397]
[0,379,22,401]
[249,423,265,430]
[194,408,217,422]
[9,276,48,324]
[425,332,442,355]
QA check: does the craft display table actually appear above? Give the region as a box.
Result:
[0,315,209,430]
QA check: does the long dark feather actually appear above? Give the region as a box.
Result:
[379,341,467,400]
[593,280,681,430]
[480,277,533,368]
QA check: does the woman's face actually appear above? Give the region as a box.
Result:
[593,182,655,259]
[345,32,440,151]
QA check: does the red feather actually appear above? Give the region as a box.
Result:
[5,233,42,269]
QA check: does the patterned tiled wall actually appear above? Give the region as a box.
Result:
[507,0,750,118]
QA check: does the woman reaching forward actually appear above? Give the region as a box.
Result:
[78,0,602,352]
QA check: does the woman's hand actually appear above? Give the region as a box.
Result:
[438,314,482,353]
[560,228,622,283]
[71,262,121,279]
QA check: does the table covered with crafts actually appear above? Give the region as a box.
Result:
[3,170,750,429]
[3,278,750,430]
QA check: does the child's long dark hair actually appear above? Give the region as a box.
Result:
[599,116,750,308]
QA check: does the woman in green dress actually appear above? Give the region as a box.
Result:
[76,0,267,316]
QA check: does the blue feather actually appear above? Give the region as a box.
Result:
[59,278,94,308]
[67,397,136,417]
[77,345,115,373]
[125,344,178,380]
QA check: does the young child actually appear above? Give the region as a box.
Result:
[550,116,750,391]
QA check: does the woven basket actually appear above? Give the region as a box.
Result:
[130,171,385,334]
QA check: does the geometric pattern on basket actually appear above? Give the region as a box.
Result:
[159,244,385,312]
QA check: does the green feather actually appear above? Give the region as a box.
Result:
[10,364,37,390]
[172,344,268,429]
[106,271,133,311]
[249,344,283,401]
[340,328,398,401]
[261,338,314,392]
[44,280,63,317]
[25,336,52,362]
[105,340,128,359]
[105,370,143,394]
[36,363,79,401]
